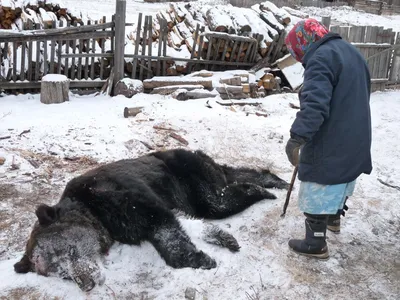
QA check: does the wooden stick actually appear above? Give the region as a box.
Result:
[170,132,188,146]
[281,165,298,218]
[377,178,400,191]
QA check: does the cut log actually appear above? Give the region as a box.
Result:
[171,88,219,101]
[259,1,291,25]
[114,78,144,98]
[206,8,235,33]
[169,3,186,23]
[124,106,144,118]
[282,6,309,19]
[40,74,70,104]
[219,76,242,86]
[259,11,285,34]
[151,84,205,95]
[218,92,250,100]
[216,85,243,94]
[176,22,192,39]
[143,76,213,90]
[222,6,252,35]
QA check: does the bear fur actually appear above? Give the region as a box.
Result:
[14,148,289,291]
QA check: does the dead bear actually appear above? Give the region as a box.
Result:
[14,148,289,291]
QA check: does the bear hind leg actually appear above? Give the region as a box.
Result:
[204,182,277,219]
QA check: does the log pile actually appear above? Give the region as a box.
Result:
[0,0,86,30]
[124,1,306,77]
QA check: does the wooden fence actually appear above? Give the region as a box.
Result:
[0,17,115,90]
[329,24,396,91]
[2,0,400,93]
[124,13,262,81]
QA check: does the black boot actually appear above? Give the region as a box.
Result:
[288,213,329,259]
[327,197,349,234]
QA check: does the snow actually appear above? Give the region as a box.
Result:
[0,1,400,299]
[300,5,400,31]
[0,88,400,299]
[42,74,69,82]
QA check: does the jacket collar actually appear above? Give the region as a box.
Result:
[302,32,342,67]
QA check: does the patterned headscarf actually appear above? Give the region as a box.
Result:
[285,18,329,63]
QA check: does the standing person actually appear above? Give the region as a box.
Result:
[284,19,372,259]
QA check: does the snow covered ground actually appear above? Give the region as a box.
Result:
[0,88,400,299]
[0,1,400,299]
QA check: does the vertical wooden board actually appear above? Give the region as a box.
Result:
[162,19,167,76]
[12,42,17,81]
[229,40,238,62]
[71,39,77,80]
[195,26,205,71]
[147,15,153,79]
[348,26,359,43]
[368,26,379,79]
[220,37,231,64]
[211,38,222,70]
[339,26,350,41]
[139,16,148,81]
[188,23,200,73]
[243,37,254,63]
[132,13,143,79]
[90,22,97,80]
[57,39,62,74]
[100,17,106,80]
[43,40,48,76]
[50,40,56,74]
[156,17,162,76]
[84,39,90,79]
[65,39,70,77]
[364,26,373,72]
[389,33,400,83]
[329,25,340,34]
[379,28,390,79]
[236,41,245,63]
[77,40,83,80]
[35,24,41,81]
[27,21,33,81]
[205,36,214,65]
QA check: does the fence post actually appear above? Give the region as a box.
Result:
[113,0,126,94]
[321,16,331,30]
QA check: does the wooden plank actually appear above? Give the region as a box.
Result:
[348,25,359,43]
[156,16,162,77]
[57,39,62,74]
[236,41,245,63]
[100,17,106,80]
[162,19,167,76]
[147,15,153,79]
[0,80,107,90]
[90,21,97,80]
[64,38,70,77]
[35,23,41,81]
[27,21,33,81]
[123,54,256,67]
[71,38,77,80]
[77,39,83,80]
[12,42,17,81]
[114,1,126,86]
[43,39,48,76]
[0,22,115,42]
[49,39,56,74]
[132,13,143,79]
[20,39,26,80]
[139,16,148,81]
[211,38,223,70]
[195,26,205,71]
[187,23,200,73]
[368,26,379,79]
[229,40,238,62]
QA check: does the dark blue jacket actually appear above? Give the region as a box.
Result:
[291,32,372,185]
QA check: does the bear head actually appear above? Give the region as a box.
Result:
[14,198,113,292]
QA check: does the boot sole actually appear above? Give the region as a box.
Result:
[289,247,330,260]
[327,225,340,234]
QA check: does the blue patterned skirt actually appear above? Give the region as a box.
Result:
[298,180,357,214]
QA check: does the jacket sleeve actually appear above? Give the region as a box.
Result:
[290,50,341,142]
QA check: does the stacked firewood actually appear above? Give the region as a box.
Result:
[0,0,85,30]
[125,1,304,75]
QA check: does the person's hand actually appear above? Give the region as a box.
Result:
[285,135,306,166]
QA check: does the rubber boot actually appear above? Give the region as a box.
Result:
[288,213,329,259]
[327,197,349,234]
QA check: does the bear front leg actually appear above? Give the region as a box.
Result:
[149,219,216,270]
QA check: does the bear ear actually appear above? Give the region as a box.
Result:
[35,204,57,226]
[14,254,31,273]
